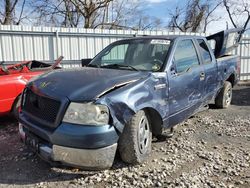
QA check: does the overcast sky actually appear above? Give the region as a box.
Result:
[144,0,250,34]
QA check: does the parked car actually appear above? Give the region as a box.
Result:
[19,29,241,169]
[0,56,63,118]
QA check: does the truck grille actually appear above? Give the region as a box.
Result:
[22,88,61,124]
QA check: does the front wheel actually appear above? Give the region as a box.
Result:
[118,110,152,164]
[215,81,232,109]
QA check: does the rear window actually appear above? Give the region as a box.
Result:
[197,39,212,64]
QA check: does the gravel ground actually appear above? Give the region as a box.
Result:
[0,85,249,188]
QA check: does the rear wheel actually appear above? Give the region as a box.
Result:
[119,110,152,164]
[215,81,232,109]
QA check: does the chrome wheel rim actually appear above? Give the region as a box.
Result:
[138,115,150,154]
[225,87,232,105]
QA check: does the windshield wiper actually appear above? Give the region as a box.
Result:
[100,64,139,71]
[87,64,99,68]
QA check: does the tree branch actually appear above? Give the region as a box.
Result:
[223,0,238,28]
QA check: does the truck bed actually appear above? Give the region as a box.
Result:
[217,55,238,63]
[216,55,239,86]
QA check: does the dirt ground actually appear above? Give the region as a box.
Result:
[0,85,249,188]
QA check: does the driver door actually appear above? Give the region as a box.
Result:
[168,39,205,126]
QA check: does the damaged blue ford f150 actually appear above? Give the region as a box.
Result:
[19,29,241,169]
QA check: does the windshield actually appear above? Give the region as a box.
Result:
[89,39,171,72]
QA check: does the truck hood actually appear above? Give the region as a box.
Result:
[28,67,148,101]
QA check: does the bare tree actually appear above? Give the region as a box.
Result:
[168,0,221,32]
[223,0,250,32]
[62,0,82,27]
[0,0,161,29]
[2,0,18,24]
[203,1,222,32]
[69,0,113,28]
[16,0,26,25]
[94,0,162,30]
[95,0,134,29]
[32,0,82,27]
[32,0,113,28]
[0,0,27,25]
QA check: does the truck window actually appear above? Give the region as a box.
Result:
[102,44,128,65]
[132,43,169,64]
[197,39,212,64]
[90,39,171,72]
[152,44,169,61]
[174,39,199,73]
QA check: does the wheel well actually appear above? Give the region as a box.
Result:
[227,74,235,87]
[143,108,163,136]
[11,94,21,112]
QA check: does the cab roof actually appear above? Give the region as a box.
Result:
[127,35,206,41]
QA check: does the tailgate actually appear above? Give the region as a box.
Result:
[206,28,243,58]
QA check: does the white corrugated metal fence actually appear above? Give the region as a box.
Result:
[0,25,249,80]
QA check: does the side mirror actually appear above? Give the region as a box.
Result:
[81,58,92,67]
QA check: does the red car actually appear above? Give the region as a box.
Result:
[0,56,63,118]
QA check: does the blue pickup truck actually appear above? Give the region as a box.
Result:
[19,29,241,169]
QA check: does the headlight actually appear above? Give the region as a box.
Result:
[63,103,109,126]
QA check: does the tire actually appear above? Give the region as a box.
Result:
[215,81,232,109]
[12,95,21,120]
[118,110,152,164]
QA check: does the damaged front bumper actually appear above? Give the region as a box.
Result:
[19,115,119,169]
[52,144,117,169]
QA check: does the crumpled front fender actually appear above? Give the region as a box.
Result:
[97,73,169,133]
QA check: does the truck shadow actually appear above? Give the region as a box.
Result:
[0,116,18,127]
[208,86,250,108]
[0,119,134,186]
[0,117,131,185]
[0,117,97,185]
[231,87,250,106]
[0,148,127,185]
[0,154,133,186]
